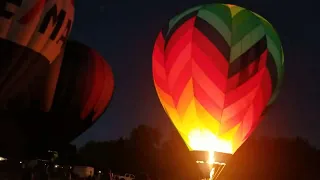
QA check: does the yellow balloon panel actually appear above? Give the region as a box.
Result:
[155,82,238,154]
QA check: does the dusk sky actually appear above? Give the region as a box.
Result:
[70,0,320,148]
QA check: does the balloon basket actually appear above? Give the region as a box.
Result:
[209,162,226,180]
[195,161,226,180]
[191,151,231,180]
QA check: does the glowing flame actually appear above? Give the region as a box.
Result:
[188,129,233,154]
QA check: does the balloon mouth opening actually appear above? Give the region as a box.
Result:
[187,129,233,154]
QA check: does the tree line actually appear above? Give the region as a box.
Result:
[76,125,320,180]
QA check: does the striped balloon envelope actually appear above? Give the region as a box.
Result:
[0,0,74,110]
[50,40,115,140]
[152,3,284,154]
[0,40,115,159]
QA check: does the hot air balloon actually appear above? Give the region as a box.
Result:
[48,40,115,148]
[152,3,284,179]
[0,40,115,159]
[0,0,74,110]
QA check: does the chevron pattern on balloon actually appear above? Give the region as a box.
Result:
[152,4,283,153]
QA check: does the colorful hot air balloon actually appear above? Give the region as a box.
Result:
[152,3,284,179]
[0,40,115,159]
[0,0,74,110]
[49,40,115,146]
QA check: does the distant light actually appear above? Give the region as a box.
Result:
[20,161,22,164]
[0,157,7,161]
[98,171,101,173]
[54,165,59,168]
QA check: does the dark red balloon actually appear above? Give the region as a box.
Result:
[50,40,115,146]
[0,40,114,158]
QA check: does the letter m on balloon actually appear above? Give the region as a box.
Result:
[38,4,67,41]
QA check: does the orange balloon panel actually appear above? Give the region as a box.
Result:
[152,18,272,154]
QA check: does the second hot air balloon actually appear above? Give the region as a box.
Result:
[0,0,75,159]
[152,3,284,179]
[0,40,115,159]
[0,0,74,110]
[49,40,115,148]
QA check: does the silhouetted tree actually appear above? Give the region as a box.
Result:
[219,137,319,180]
[159,129,201,180]
[77,124,320,180]
[128,125,161,176]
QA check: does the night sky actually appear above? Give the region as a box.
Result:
[70,0,320,148]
